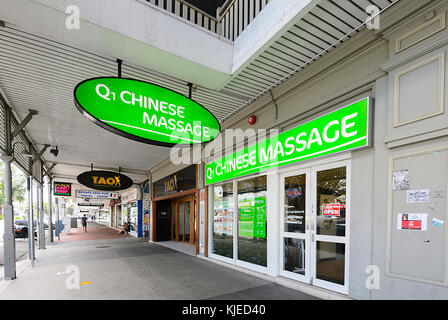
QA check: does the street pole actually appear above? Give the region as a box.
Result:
[27,176,35,267]
[48,176,53,242]
[1,155,16,279]
[55,197,60,241]
[38,182,45,249]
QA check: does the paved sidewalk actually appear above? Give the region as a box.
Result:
[0,224,319,300]
[58,222,130,242]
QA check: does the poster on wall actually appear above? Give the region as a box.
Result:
[238,196,266,238]
[143,213,150,231]
[397,213,428,231]
[407,189,430,203]
[392,170,411,190]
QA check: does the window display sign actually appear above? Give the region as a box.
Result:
[54,182,71,196]
[77,170,133,191]
[322,203,345,216]
[74,77,221,147]
[205,97,371,185]
[238,196,266,238]
[213,200,233,235]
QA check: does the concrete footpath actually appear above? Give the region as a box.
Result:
[0,222,319,300]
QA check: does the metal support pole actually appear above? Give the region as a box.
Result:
[2,105,15,279]
[55,197,60,241]
[1,155,16,279]
[38,183,45,249]
[27,176,35,267]
[48,176,54,242]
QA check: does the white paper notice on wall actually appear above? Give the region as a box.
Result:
[397,213,428,231]
[407,189,430,203]
[393,170,411,190]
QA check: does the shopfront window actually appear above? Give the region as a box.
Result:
[284,174,306,233]
[212,182,234,258]
[237,176,267,267]
[316,167,346,237]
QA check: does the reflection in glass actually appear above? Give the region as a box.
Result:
[179,202,184,242]
[316,167,346,236]
[172,203,177,240]
[212,183,234,258]
[316,241,345,285]
[184,201,190,242]
[284,238,305,275]
[284,174,306,233]
[238,176,267,267]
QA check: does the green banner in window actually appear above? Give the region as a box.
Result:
[205,97,371,185]
[238,196,266,238]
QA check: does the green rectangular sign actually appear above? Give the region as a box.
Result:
[205,97,371,185]
[238,196,266,238]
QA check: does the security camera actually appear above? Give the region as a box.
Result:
[50,146,59,157]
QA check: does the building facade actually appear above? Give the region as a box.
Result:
[148,0,448,299]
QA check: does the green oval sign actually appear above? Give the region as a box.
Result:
[74,77,221,147]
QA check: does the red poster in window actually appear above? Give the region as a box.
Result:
[322,203,342,216]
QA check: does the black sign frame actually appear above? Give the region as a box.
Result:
[77,170,134,191]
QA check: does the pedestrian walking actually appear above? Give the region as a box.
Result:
[81,214,88,232]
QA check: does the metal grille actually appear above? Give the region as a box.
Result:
[33,157,42,183]
[11,117,31,175]
[0,99,6,152]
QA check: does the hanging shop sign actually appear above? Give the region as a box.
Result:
[77,203,105,207]
[77,170,133,191]
[76,190,119,199]
[205,97,372,185]
[54,182,72,196]
[153,165,196,198]
[74,77,221,147]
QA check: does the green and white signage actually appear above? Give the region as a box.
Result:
[205,97,372,185]
[74,77,221,147]
[239,196,266,238]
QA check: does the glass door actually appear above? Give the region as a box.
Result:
[172,198,196,245]
[311,164,349,294]
[279,162,349,294]
[280,169,311,283]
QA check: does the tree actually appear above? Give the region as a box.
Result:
[0,161,28,207]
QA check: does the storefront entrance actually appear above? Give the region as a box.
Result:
[171,197,196,245]
[280,161,350,294]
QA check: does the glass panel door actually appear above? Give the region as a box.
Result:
[211,183,234,259]
[178,202,184,242]
[280,170,310,282]
[184,201,191,243]
[311,165,349,293]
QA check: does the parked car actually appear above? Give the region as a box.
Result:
[14,219,37,227]
[14,224,37,239]
[16,218,53,230]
